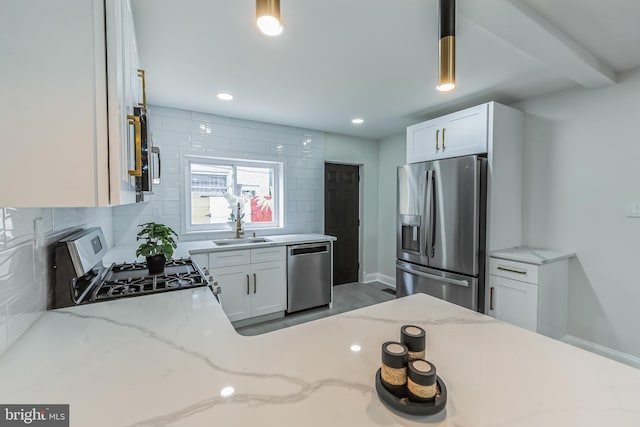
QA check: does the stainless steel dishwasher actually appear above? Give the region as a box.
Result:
[287,242,332,313]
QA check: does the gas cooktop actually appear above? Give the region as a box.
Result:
[51,228,219,309]
[92,258,209,302]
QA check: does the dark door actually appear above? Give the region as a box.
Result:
[324,163,359,285]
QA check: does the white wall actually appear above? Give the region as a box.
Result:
[324,133,379,282]
[377,132,406,285]
[0,207,112,356]
[516,69,640,359]
[112,106,325,246]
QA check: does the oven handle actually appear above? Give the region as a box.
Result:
[69,277,95,305]
[397,264,469,288]
[70,264,109,305]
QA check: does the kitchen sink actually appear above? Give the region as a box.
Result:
[213,238,272,246]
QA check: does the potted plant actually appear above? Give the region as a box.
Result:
[135,222,178,275]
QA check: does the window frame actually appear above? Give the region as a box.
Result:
[182,154,284,234]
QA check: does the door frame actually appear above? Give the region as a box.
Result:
[324,161,364,283]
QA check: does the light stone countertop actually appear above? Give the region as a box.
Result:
[490,246,576,265]
[0,290,638,426]
[105,233,336,263]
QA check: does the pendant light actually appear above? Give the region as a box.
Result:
[436,0,456,92]
[256,0,283,36]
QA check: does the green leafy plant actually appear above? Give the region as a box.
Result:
[135,222,178,259]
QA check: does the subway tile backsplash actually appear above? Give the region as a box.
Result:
[0,207,113,356]
[112,106,325,246]
[0,107,325,356]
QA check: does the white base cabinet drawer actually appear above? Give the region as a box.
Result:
[489,258,539,284]
[488,275,538,332]
[210,250,252,268]
[251,246,286,263]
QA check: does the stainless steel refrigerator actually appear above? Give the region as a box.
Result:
[396,155,487,312]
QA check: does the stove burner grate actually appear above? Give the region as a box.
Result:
[92,258,207,302]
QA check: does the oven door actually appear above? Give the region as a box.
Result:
[396,260,478,311]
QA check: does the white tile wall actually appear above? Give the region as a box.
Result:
[0,207,113,356]
[112,106,326,246]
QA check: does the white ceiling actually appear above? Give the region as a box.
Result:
[131,0,640,140]
[523,0,640,72]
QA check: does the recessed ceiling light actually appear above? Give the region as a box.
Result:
[217,93,234,101]
[352,118,364,125]
[350,344,362,352]
[220,386,235,397]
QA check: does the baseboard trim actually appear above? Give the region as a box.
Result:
[377,273,396,287]
[362,273,378,283]
[561,335,640,369]
[362,272,396,287]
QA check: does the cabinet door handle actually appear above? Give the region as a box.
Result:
[253,273,257,293]
[246,274,250,295]
[151,146,161,185]
[435,129,440,151]
[497,266,527,275]
[490,286,495,311]
[442,128,446,150]
[137,69,147,108]
[127,115,142,177]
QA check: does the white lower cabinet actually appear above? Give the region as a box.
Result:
[487,275,538,331]
[247,261,286,318]
[486,251,572,339]
[198,247,286,322]
[215,265,253,322]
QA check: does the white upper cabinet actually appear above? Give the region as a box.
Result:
[407,103,489,163]
[0,0,141,207]
[106,0,142,206]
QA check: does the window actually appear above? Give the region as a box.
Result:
[185,156,283,231]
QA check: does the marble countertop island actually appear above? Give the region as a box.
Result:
[490,246,575,265]
[0,290,639,426]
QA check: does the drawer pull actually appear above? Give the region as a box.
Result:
[497,266,527,275]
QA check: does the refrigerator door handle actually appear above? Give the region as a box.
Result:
[397,265,469,288]
[425,169,434,257]
[431,168,437,257]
